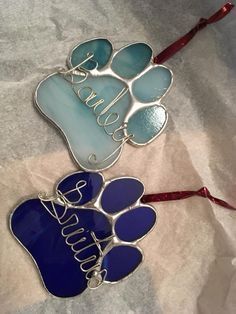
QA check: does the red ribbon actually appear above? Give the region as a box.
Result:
[143,4,236,211]
[154,2,234,64]
[142,187,236,211]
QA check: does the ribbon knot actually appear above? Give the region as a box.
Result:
[196,186,210,198]
[197,18,208,31]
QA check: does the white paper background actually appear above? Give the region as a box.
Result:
[0,0,236,313]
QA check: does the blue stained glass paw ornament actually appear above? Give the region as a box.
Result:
[10,171,157,298]
[35,38,173,171]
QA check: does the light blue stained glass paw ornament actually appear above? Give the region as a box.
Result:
[35,38,173,171]
[10,171,157,298]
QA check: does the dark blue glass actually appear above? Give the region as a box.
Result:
[11,172,157,295]
[115,206,156,242]
[101,178,144,214]
[11,198,112,297]
[102,246,143,282]
[56,172,103,206]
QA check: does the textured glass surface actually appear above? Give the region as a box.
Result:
[36,74,131,170]
[70,38,112,70]
[111,43,152,79]
[56,172,103,205]
[102,246,143,282]
[132,66,172,102]
[36,39,172,170]
[127,105,167,144]
[10,172,157,295]
[101,178,144,214]
[11,199,112,297]
[115,206,156,242]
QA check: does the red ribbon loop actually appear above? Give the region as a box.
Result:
[154,2,234,64]
[143,3,236,211]
[142,187,236,211]
[146,2,236,210]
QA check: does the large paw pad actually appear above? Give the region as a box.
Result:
[35,38,173,170]
[10,171,156,297]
